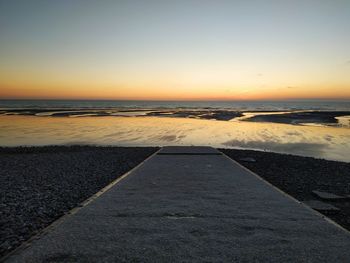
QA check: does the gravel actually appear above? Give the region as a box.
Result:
[0,146,158,258]
[220,149,350,231]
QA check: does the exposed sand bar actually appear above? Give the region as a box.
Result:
[1,108,350,126]
[1,115,350,162]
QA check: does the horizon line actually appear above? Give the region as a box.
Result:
[1,98,350,102]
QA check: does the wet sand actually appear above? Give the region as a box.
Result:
[1,108,350,126]
[1,114,350,162]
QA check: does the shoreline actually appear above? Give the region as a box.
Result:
[1,108,350,127]
[1,146,350,258]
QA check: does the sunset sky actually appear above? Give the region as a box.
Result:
[0,0,349,100]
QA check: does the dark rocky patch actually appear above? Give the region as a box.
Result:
[0,109,151,117]
[146,110,242,121]
[1,108,243,120]
[200,111,243,121]
[50,111,110,117]
[244,111,350,126]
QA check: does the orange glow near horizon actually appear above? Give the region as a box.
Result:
[1,80,349,101]
[1,55,349,101]
[1,1,349,101]
[1,86,350,101]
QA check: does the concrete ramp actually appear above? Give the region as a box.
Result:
[4,147,350,262]
[157,146,220,154]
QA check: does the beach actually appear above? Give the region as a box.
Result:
[1,107,350,127]
[1,113,350,162]
[2,0,350,260]
[1,97,350,259]
[1,146,350,258]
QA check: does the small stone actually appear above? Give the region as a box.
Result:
[303,200,340,214]
[312,190,347,201]
[239,157,256,163]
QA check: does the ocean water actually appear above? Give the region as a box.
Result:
[1,99,350,111]
[1,100,350,162]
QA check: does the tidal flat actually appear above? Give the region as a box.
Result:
[1,114,350,162]
[1,108,350,127]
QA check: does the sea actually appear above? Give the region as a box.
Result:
[1,99,350,111]
[1,99,350,162]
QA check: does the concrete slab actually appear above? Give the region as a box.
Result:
[4,147,350,262]
[158,146,221,154]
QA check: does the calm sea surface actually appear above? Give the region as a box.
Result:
[1,100,350,162]
[1,99,350,111]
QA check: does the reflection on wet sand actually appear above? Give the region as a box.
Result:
[1,108,350,127]
[222,140,328,157]
[336,116,350,127]
[0,115,350,162]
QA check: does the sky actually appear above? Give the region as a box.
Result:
[0,0,349,100]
